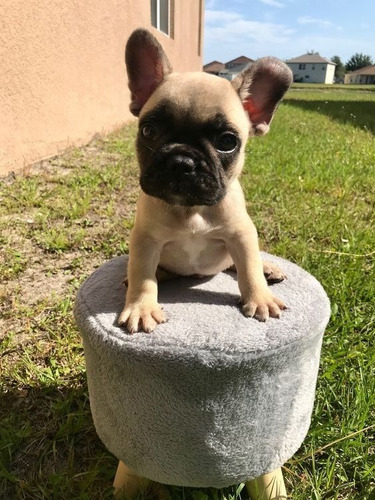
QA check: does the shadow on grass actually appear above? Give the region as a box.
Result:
[285,99,375,134]
[0,380,248,500]
[0,380,116,499]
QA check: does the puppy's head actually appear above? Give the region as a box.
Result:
[125,29,292,207]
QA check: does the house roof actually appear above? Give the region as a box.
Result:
[203,60,225,72]
[347,65,375,76]
[225,55,254,65]
[204,56,255,74]
[286,53,335,65]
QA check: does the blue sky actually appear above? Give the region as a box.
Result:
[204,0,375,64]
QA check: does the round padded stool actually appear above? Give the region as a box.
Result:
[74,253,330,494]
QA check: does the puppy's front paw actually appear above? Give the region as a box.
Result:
[241,291,286,322]
[118,302,167,333]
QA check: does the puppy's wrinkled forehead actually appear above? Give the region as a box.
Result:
[140,72,250,136]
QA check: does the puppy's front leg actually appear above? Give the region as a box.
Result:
[118,231,166,333]
[226,221,286,322]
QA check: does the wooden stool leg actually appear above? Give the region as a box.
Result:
[246,467,287,500]
[113,460,150,498]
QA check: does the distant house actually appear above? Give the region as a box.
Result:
[225,56,254,72]
[286,53,336,84]
[344,66,375,84]
[203,60,225,76]
[204,55,254,81]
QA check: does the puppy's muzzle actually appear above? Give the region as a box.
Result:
[140,146,226,207]
[166,154,195,174]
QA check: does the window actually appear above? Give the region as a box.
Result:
[312,65,315,70]
[299,64,306,70]
[198,0,203,56]
[151,0,171,36]
[322,66,325,70]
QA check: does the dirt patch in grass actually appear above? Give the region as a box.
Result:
[0,127,139,342]
[0,127,140,497]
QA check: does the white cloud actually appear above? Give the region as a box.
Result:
[297,16,333,27]
[290,34,374,62]
[260,0,285,8]
[205,10,242,23]
[205,10,293,45]
[204,5,375,63]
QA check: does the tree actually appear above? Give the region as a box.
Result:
[346,53,373,72]
[331,55,345,82]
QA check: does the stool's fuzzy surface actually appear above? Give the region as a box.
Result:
[74,253,330,488]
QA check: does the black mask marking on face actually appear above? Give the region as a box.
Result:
[137,102,242,206]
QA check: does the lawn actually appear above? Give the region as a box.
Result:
[1,87,374,499]
[291,83,375,92]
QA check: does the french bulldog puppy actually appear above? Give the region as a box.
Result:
[118,28,293,333]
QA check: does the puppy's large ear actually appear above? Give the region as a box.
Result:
[125,29,173,116]
[232,57,292,135]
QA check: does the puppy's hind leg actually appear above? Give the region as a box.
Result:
[124,266,179,287]
[155,266,180,283]
[262,260,286,284]
[227,261,286,284]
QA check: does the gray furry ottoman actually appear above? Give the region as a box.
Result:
[74,253,330,489]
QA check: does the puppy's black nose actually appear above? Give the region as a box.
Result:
[167,155,195,173]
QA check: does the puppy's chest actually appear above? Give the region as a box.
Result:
[184,213,212,235]
[179,214,214,260]
[179,236,209,264]
[162,213,227,272]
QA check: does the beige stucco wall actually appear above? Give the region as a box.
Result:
[0,0,204,175]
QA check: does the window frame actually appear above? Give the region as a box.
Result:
[151,0,171,37]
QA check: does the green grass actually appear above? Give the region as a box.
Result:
[291,83,375,92]
[1,87,374,499]
[286,89,375,133]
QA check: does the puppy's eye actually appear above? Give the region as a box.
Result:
[214,132,238,153]
[141,124,158,140]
